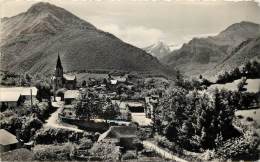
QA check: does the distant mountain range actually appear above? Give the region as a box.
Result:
[143,41,172,59]
[161,21,260,79]
[0,2,174,77]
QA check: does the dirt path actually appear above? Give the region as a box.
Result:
[44,101,83,132]
[143,140,188,162]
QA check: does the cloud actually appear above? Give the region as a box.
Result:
[96,24,165,48]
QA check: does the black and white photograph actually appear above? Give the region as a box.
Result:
[0,0,260,161]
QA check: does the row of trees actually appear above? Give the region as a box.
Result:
[175,70,212,90]
[153,88,258,151]
[217,61,260,84]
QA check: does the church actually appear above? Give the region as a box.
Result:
[52,55,77,90]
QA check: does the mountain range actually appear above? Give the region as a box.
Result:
[161,21,260,79]
[0,2,174,77]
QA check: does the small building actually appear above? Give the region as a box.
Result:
[0,92,22,110]
[0,129,19,152]
[0,87,38,100]
[98,126,137,149]
[64,90,80,105]
[126,102,145,113]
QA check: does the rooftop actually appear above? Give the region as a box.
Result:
[98,126,136,142]
[0,92,21,102]
[64,90,80,99]
[110,80,118,85]
[0,129,18,145]
[0,87,38,96]
[126,102,144,108]
[63,74,76,81]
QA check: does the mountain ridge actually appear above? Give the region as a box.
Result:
[161,21,260,77]
[1,2,175,77]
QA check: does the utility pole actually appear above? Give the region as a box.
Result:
[30,89,33,109]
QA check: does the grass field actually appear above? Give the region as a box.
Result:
[209,79,260,93]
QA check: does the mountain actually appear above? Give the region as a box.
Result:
[143,41,172,59]
[0,2,174,77]
[162,21,260,77]
[204,36,260,77]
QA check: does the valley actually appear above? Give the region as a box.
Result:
[0,1,260,162]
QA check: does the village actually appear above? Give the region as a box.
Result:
[1,52,260,161]
[0,54,175,161]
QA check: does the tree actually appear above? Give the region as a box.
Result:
[232,67,241,80]
[156,87,237,150]
[237,78,247,92]
[81,80,87,87]
[102,101,120,122]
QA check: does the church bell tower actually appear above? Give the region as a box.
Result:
[54,54,63,90]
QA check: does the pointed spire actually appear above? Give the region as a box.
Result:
[56,52,63,69]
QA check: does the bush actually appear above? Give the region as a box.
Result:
[33,143,76,161]
[34,128,84,144]
[122,151,137,160]
[89,140,121,160]
[20,115,43,142]
[155,135,182,154]
[215,130,259,160]
[137,127,153,140]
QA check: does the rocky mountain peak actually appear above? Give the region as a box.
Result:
[144,41,171,59]
[27,2,58,14]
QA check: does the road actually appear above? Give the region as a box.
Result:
[143,140,188,162]
[44,101,83,132]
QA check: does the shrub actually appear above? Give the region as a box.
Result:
[155,135,182,154]
[122,151,137,160]
[89,140,121,160]
[215,130,260,160]
[34,128,84,144]
[20,115,43,142]
[33,143,76,160]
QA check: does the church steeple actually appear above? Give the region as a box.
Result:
[56,53,63,69]
[55,53,63,77]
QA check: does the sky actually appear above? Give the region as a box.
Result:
[1,0,260,48]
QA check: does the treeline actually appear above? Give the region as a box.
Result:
[175,70,212,90]
[217,61,260,84]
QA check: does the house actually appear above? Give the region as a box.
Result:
[126,101,145,113]
[98,126,137,149]
[0,91,22,110]
[52,54,77,91]
[0,129,19,152]
[106,74,130,91]
[0,87,38,100]
[64,90,80,105]
[0,87,38,110]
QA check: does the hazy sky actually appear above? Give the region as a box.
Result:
[1,0,260,48]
